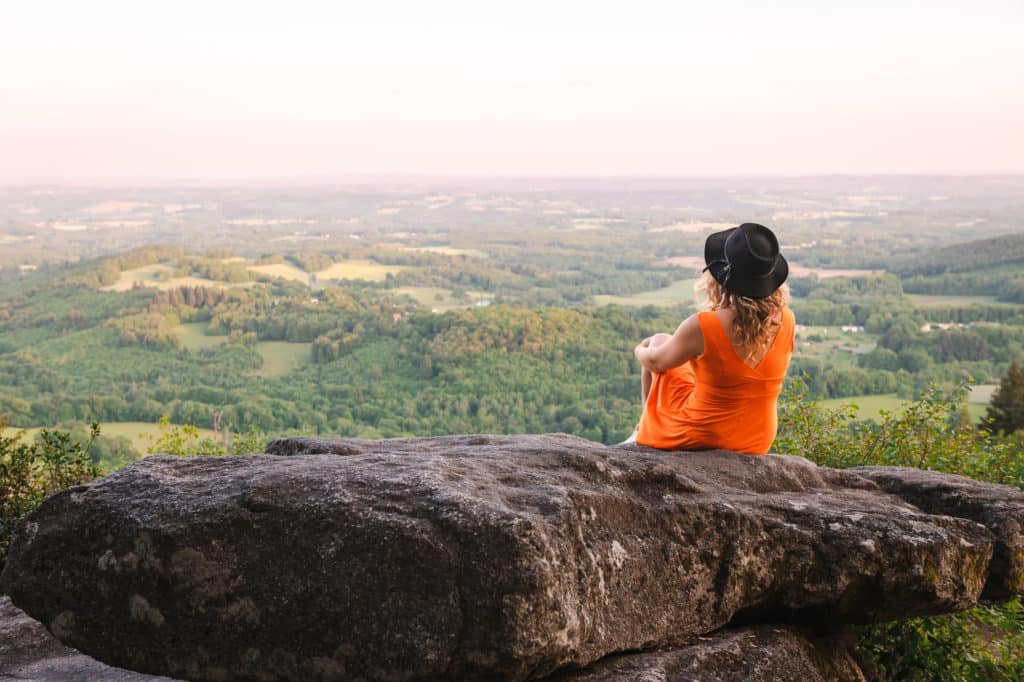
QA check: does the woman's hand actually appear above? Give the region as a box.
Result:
[634,336,654,365]
[633,316,705,373]
[634,336,657,369]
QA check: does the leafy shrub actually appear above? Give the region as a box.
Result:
[858,600,1024,682]
[775,381,1024,680]
[145,415,266,457]
[1,414,268,578]
[0,420,100,575]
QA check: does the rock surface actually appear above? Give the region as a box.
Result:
[0,596,178,681]
[550,625,865,682]
[851,465,1024,598]
[1,434,1017,682]
[0,600,862,682]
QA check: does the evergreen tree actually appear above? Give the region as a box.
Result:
[985,360,1024,435]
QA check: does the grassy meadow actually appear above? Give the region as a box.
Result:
[2,421,219,453]
[175,323,310,376]
[404,246,489,258]
[390,286,491,311]
[820,385,996,423]
[594,280,697,307]
[176,322,226,351]
[905,293,1004,307]
[315,259,406,281]
[100,258,408,292]
[250,341,312,377]
[247,262,311,283]
[100,264,252,292]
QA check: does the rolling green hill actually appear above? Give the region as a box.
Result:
[1,236,1019,445]
[895,232,1024,276]
[894,233,1024,303]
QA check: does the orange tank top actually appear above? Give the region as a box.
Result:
[636,308,795,455]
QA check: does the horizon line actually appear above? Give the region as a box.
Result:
[3,171,1024,190]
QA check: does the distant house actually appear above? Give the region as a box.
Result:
[475,299,492,307]
[840,325,864,333]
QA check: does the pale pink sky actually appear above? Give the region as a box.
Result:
[2,0,1022,180]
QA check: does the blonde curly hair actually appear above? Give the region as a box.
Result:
[696,271,790,363]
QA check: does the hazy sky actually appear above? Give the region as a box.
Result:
[2,0,1022,180]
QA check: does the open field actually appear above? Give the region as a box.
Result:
[176,323,309,375]
[652,256,704,270]
[390,286,491,311]
[316,260,406,281]
[2,421,219,453]
[98,264,174,291]
[100,264,253,292]
[247,262,310,283]
[175,323,226,351]
[794,326,876,366]
[652,257,881,280]
[405,246,488,258]
[251,341,311,377]
[905,294,1004,307]
[820,392,990,423]
[820,394,909,419]
[594,280,697,307]
[969,384,999,403]
[787,264,883,278]
[649,221,734,234]
[246,259,407,284]
[159,276,246,290]
[98,258,406,290]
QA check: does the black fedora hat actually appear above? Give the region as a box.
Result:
[703,223,788,299]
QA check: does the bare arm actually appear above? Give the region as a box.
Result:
[634,314,704,373]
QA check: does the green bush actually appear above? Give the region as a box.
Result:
[1,416,267,578]
[0,420,100,575]
[858,600,1024,682]
[775,381,1024,680]
[145,415,266,457]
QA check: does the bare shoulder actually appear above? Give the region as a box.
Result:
[674,312,705,337]
[670,313,705,360]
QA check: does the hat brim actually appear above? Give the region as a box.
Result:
[704,227,789,299]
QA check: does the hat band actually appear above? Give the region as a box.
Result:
[703,258,731,287]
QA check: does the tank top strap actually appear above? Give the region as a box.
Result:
[695,310,731,365]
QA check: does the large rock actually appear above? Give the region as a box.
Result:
[0,596,178,681]
[0,600,862,682]
[851,465,1024,598]
[1,434,1011,681]
[550,624,865,682]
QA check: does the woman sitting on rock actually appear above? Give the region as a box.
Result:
[627,223,793,455]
